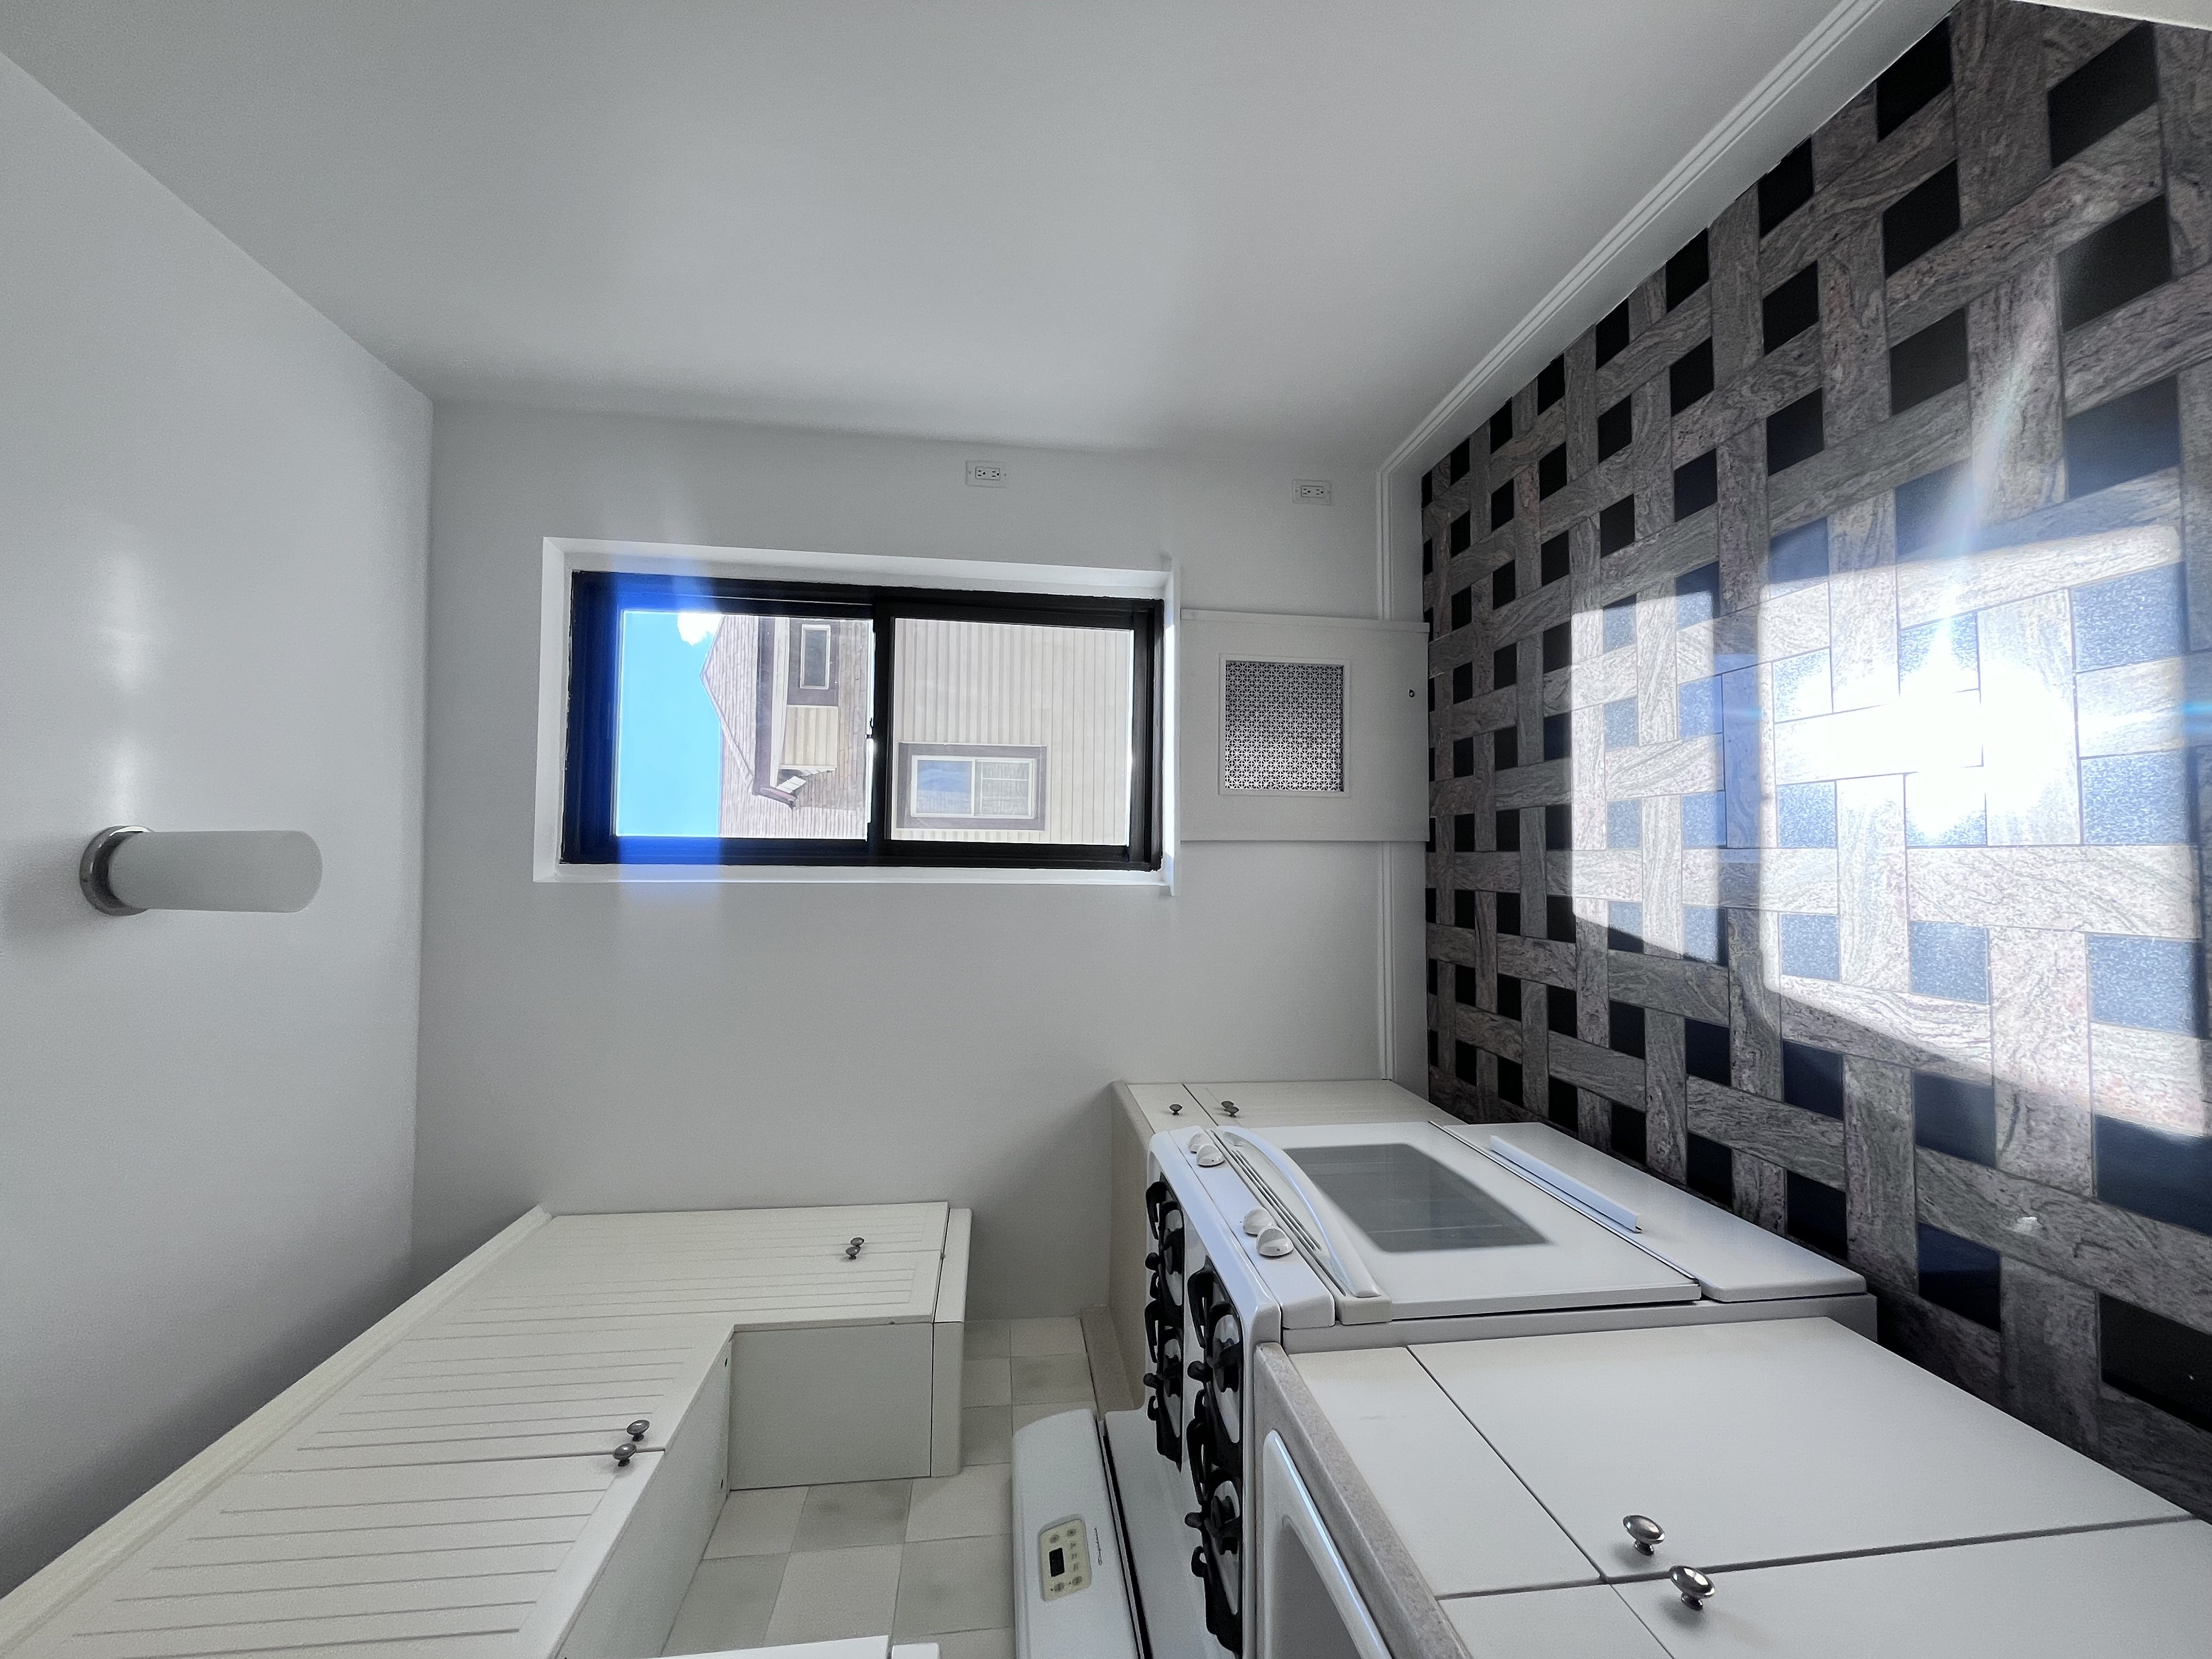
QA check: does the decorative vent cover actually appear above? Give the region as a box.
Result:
[1222,659,1345,792]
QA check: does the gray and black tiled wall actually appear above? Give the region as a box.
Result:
[1421,1,2212,1515]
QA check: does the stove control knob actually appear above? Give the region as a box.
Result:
[1624,1515,1665,1555]
[1187,1360,1212,1384]
[1189,1133,1225,1167]
[1669,1566,1714,1610]
[1255,1227,1295,1258]
[1242,1209,1268,1237]
[1146,1252,1160,1269]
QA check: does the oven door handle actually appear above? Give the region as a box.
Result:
[1216,1130,1391,1323]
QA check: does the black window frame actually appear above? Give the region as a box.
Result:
[562,569,1164,871]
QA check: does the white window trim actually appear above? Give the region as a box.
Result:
[533,537,1177,887]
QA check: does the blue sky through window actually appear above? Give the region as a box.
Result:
[614,610,723,837]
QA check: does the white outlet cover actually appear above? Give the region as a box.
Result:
[966,459,1007,487]
[1293,478,1332,505]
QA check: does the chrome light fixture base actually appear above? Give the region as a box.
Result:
[80,825,149,915]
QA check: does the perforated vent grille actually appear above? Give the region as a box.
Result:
[1222,659,1345,792]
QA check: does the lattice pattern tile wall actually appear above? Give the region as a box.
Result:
[1421,2,2212,1516]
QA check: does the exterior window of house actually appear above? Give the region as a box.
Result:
[562,572,1162,870]
[796,622,834,691]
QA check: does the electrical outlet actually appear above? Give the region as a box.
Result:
[1294,479,1333,505]
[966,460,1007,488]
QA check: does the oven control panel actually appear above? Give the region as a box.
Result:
[1037,1515,1093,1600]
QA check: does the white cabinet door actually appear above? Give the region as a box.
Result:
[1291,1348,1595,1598]
[431,1206,949,1335]
[251,1322,731,1470]
[1413,1319,2182,1581]
[1613,1520,2212,1659]
[16,1451,664,1659]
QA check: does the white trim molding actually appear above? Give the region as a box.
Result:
[1374,0,1953,572]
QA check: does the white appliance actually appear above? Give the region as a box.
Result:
[1285,1321,2209,1658]
[1023,1104,1874,1659]
[1252,1431,1390,1659]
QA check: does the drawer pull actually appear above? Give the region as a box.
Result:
[1669,1566,1714,1610]
[1624,1514,1664,1555]
[611,1442,636,1467]
[626,1419,649,1442]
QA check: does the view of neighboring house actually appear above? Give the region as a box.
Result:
[889,618,1132,845]
[702,614,873,840]
[696,611,1134,845]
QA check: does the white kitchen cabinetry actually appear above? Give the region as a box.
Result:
[1412,1318,2178,1574]
[2,1202,969,1659]
[433,1205,969,1491]
[1294,1318,2207,1658]
[254,1322,734,1469]
[16,1452,675,1659]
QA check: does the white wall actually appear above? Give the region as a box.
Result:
[416,402,1417,1314]
[0,54,430,1592]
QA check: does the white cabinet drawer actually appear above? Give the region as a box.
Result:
[251,1322,732,1470]
[16,1452,664,1659]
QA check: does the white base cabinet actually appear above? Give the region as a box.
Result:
[1293,1319,2208,1659]
[731,1321,936,1489]
[2,1203,970,1659]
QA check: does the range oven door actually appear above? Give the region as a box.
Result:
[1256,1431,1391,1659]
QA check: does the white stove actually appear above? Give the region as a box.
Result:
[1020,1088,1876,1659]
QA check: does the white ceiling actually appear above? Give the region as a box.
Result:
[0,1,1858,461]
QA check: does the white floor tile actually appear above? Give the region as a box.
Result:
[932,1628,1015,1659]
[962,1405,1012,1465]
[907,1462,1012,1541]
[893,1535,1015,1637]
[962,1356,1012,1407]
[1011,1352,1092,1403]
[704,1485,808,1558]
[663,1554,785,1654]
[765,1544,904,1645]
[963,1319,1011,1358]
[793,1480,913,1550]
[1008,1316,1085,1357]
[1011,1401,1087,1436]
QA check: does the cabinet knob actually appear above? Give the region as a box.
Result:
[627,1419,649,1442]
[1623,1515,1664,1555]
[844,1237,865,1260]
[612,1443,635,1467]
[1669,1566,1714,1610]
[1169,1101,1183,1115]
[1218,1100,1239,1117]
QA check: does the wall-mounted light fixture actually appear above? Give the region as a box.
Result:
[78,827,323,916]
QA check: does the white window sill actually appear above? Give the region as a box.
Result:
[535,862,1173,888]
